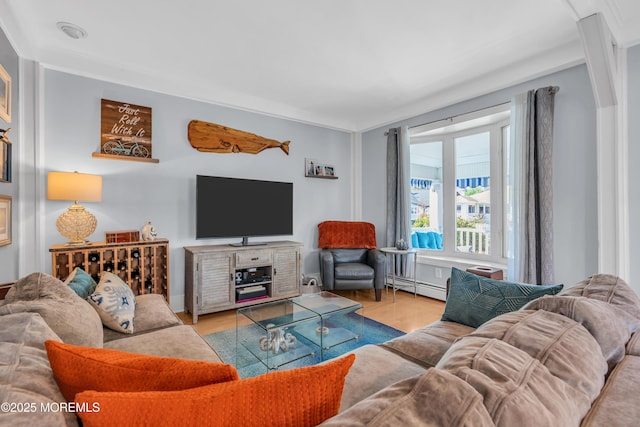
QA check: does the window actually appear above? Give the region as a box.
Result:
[409,104,510,263]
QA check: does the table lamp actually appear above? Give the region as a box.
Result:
[47,171,102,245]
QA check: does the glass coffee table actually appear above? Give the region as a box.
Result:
[236,299,319,371]
[236,292,363,371]
[289,291,363,356]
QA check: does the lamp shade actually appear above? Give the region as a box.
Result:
[47,171,102,202]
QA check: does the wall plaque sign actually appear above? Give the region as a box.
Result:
[93,99,158,163]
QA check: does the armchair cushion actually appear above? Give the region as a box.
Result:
[335,263,374,281]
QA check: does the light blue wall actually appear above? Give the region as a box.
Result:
[41,70,352,309]
[362,64,598,288]
[628,44,640,291]
[0,25,19,283]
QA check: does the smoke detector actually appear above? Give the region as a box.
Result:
[56,22,87,39]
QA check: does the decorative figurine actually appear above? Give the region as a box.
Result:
[259,326,297,354]
[395,238,409,250]
[141,221,157,241]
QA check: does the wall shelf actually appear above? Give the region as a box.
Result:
[92,152,160,163]
[305,174,338,179]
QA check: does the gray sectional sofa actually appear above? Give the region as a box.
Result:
[2,271,639,426]
[0,272,222,426]
[324,274,640,426]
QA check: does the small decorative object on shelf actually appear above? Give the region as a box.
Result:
[395,239,409,250]
[106,230,140,243]
[315,326,329,336]
[305,157,338,179]
[141,221,157,241]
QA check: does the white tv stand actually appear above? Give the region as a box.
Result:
[184,240,303,323]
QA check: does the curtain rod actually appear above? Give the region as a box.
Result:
[383,86,560,136]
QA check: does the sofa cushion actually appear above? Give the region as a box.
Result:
[581,355,640,427]
[381,320,475,368]
[437,337,592,426]
[45,340,239,402]
[102,294,183,343]
[627,331,640,356]
[469,309,607,402]
[441,267,563,328]
[338,344,426,412]
[75,354,355,427]
[104,325,223,363]
[561,274,640,320]
[64,267,97,299]
[0,313,78,427]
[321,368,494,427]
[0,272,103,347]
[88,272,136,334]
[523,295,640,367]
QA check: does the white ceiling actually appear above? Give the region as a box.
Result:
[1,0,639,132]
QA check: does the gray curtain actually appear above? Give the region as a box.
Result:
[508,86,558,284]
[386,126,411,276]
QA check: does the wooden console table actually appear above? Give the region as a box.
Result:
[184,241,302,323]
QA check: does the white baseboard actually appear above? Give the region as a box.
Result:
[387,278,447,301]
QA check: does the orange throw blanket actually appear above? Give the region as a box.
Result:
[318,221,377,249]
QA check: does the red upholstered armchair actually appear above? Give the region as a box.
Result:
[318,221,386,301]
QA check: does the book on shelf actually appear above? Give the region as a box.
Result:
[237,295,269,303]
[239,285,267,293]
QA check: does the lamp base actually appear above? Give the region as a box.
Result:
[56,203,97,245]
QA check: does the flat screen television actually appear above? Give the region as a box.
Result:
[196,175,293,246]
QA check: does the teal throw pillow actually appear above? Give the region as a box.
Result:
[64,267,98,299]
[442,267,563,328]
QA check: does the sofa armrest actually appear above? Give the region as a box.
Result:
[320,249,335,290]
[367,249,386,290]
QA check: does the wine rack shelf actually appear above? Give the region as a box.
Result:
[49,239,170,302]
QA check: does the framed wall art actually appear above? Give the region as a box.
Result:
[0,64,11,123]
[92,98,158,163]
[0,128,11,182]
[0,195,11,247]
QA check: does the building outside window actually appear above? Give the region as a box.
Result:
[409,104,510,264]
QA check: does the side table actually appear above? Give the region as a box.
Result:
[380,247,417,303]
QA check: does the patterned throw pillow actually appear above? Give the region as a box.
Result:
[64,267,98,299]
[88,272,136,334]
[441,267,563,328]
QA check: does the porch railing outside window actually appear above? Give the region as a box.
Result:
[456,227,489,254]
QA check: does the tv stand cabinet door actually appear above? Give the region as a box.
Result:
[272,246,300,297]
[197,253,234,317]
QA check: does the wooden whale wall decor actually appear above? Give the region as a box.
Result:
[187,120,290,155]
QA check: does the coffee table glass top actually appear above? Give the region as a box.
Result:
[237,299,318,329]
[289,291,363,315]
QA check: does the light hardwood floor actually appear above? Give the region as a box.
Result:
[177,289,446,336]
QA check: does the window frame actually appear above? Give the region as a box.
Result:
[409,104,510,265]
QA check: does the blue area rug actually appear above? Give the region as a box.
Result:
[203,312,405,378]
